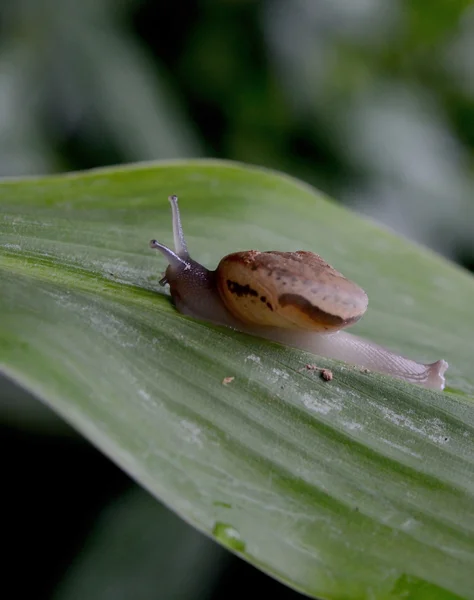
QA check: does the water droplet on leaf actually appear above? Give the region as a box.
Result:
[213,522,246,552]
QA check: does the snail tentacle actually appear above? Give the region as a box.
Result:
[169,194,189,258]
[149,240,187,270]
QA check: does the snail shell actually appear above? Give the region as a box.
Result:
[216,250,368,332]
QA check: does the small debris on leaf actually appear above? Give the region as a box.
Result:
[299,364,333,381]
[321,369,333,381]
[222,376,235,386]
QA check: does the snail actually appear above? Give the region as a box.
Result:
[150,195,448,391]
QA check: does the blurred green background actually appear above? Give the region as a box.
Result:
[2,1,474,598]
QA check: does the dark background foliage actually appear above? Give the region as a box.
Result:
[3,1,474,598]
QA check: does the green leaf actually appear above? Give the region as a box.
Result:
[1,160,473,600]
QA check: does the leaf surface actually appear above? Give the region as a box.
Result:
[1,161,473,599]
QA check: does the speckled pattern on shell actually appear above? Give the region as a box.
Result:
[216,250,368,332]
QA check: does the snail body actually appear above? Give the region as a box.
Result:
[150,195,448,391]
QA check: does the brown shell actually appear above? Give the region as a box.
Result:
[215,250,368,333]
